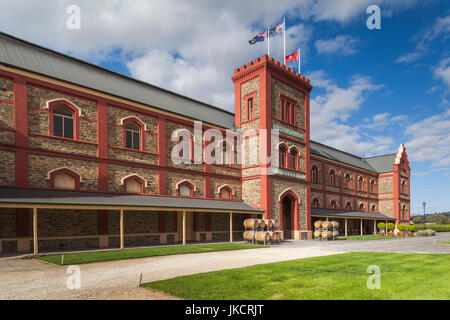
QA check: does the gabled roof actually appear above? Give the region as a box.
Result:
[310,140,395,173]
[0,31,236,128]
[0,187,263,213]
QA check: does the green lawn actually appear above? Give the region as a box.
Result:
[38,243,265,265]
[413,224,450,232]
[143,252,450,300]
[337,235,399,240]
[438,242,450,245]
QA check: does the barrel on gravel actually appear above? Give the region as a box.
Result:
[243,219,259,230]
[243,231,255,241]
[314,220,323,228]
[255,231,271,242]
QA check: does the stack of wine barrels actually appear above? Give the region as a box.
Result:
[243,218,280,245]
[313,220,340,241]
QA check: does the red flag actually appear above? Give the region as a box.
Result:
[285,50,298,63]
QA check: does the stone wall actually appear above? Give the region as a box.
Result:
[0,150,15,185]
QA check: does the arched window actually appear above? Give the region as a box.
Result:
[370,180,376,193]
[219,141,233,165]
[329,169,336,185]
[289,149,298,170]
[345,201,352,210]
[279,145,287,169]
[125,122,141,150]
[358,176,364,191]
[247,97,254,121]
[401,181,407,194]
[371,204,376,212]
[53,105,74,139]
[123,176,145,194]
[178,181,194,197]
[50,168,80,190]
[359,203,365,211]
[345,173,352,189]
[311,165,318,183]
[330,200,337,209]
[219,186,233,200]
[312,198,319,208]
[402,205,407,220]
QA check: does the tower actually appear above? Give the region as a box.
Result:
[232,55,313,239]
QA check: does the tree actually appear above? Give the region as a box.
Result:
[428,214,449,225]
[413,217,424,224]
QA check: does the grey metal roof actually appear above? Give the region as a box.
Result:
[0,188,263,213]
[311,208,394,220]
[310,140,395,173]
[365,154,397,173]
[0,32,235,128]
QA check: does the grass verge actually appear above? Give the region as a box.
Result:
[438,241,450,245]
[336,235,399,240]
[143,252,450,300]
[38,243,265,265]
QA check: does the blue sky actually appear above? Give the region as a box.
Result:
[0,0,448,213]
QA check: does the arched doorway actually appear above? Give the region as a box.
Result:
[279,190,298,240]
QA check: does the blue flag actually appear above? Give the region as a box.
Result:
[249,31,265,44]
[268,21,284,37]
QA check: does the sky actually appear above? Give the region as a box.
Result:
[0,0,449,214]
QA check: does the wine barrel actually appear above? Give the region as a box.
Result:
[243,219,259,230]
[255,231,271,242]
[321,230,333,239]
[273,231,281,241]
[313,230,321,238]
[272,219,280,229]
[329,221,340,229]
[258,219,267,229]
[332,230,339,238]
[264,219,274,230]
[243,231,255,241]
[322,220,331,228]
[314,220,323,228]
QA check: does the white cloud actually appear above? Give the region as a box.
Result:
[404,109,450,168]
[434,58,450,90]
[315,35,359,56]
[396,15,450,64]
[307,71,394,155]
[360,113,408,130]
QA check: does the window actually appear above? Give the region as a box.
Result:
[219,186,232,200]
[280,96,296,125]
[125,122,141,150]
[358,176,364,191]
[311,166,318,183]
[54,172,75,190]
[401,181,407,194]
[371,204,376,212]
[402,205,407,220]
[329,170,336,185]
[345,202,352,210]
[50,169,80,190]
[312,198,319,208]
[345,173,352,189]
[53,106,74,139]
[279,145,287,168]
[330,200,337,209]
[289,149,298,170]
[178,181,194,197]
[247,98,254,121]
[370,180,376,193]
[359,203,365,211]
[125,179,143,194]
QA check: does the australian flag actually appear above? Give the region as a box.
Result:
[249,31,265,44]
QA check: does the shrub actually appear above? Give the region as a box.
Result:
[397,224,406,231]
[416,229,436,237]
[387,223,395,231]
[377,222,386,230]
[413,217,424,224]
[407,225,415,232]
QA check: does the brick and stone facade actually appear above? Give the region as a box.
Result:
[0,46,410,253]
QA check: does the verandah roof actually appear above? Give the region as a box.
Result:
[0,187,263,214]
[311,208,395,220]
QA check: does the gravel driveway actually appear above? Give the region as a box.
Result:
[0,232,449,300]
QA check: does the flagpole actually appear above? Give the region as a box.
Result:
[283,17,286,64]
[298,48,301,74]
[267,27,270,56]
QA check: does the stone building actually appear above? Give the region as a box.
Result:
[0,32,410,254]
